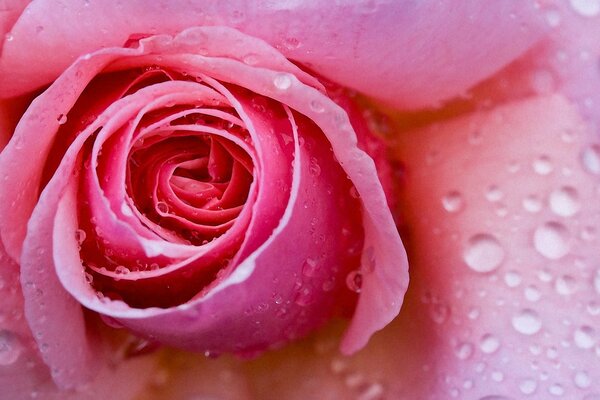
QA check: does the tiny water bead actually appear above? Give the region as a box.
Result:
[442,191,464,213]
[454,342,474,360]
[0,330,22,366]
[533,222,571,260]
[57,114,68,125]
[512,309,542,335]
[532,155,553,175]
[463,234,505,273]
[346,270,363,293]
[581,144,600,174]
[574,371,592,389]
[522,194,543,213]
[549,186,580,217]
[519,378,538,395]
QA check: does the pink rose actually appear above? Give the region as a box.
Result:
[4,1,596,399]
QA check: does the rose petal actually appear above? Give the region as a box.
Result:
[380,94,600,398]
[0,1,546,108]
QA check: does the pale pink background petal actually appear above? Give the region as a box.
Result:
[0,0,546,108]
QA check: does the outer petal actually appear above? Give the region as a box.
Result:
[0,0,546,108]
[382,95,600,398]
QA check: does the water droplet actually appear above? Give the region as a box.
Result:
[545,8,562,27]
[463,234,504,273]
[519,378,538,395]
[5,33,14,42]
[430,303,449,324]
[309,100,325,113]
[346,270,363,293]
[574,371,591,388]
[357,382,384,400]
[294,286,313,306]
[581,145,600,174]
[156,201,169,214]
[454,342,474,360]
[522,194,543,213]
[548,383,564,396]
[512,309,542,335]
[242,53,259,65]
[504,270,522,288]
[549,186,580,217]
[485,185,503,202]
[302,258,318,277]
[479,334,500,353]
[570,0,600,17]
[574,325,595,349]
[533,222,571,260]
[114,265,130,275]
[524,285,541,302]
[532,155,553,175]
[554,275,577,295]
[57,114,67,125]
[273,73,292,90]
[0,330,22,365]
[73,229,87,245]
[309,157,321,176]
[442,191,464,213]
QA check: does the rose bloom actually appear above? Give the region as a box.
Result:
[1,1,600,399]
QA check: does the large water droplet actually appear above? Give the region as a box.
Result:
[512,309,542,335]
[574,325,595,349]
[442,191,464,213]
[549,186,580,217]
[0,330,22,365]
[463,234,504,273]
[74,229,87,245]
[479,334,500,354]
[570,0,600,17]
[533,222,571,260]
[574,371,591,388]
[273,73,292,90]
[581,144,600,174]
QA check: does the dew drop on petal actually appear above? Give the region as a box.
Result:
[573,325,595,349]
[57,114,67,125]
[533,222,571,260]
[74,229,87,244]
[512,309,542,335]
[302,258,318,277]
[504,270,522,288]
[549,186,580,217]
[454,342,474,360]
[442,191,464,213]
[574,371,592,388]
[548,383,564,396]
[581,144,600,174]
[0,330,22,365]
[463,234,504,273]
[554,275,577,295]
[522,194,543,213]
[519,378,538,395]
[570,0,600,17]
[479,334,500,354]
[524,285,541,302]
[273,73,292,90]
[532,155,553,175]
[346,270,363,293]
